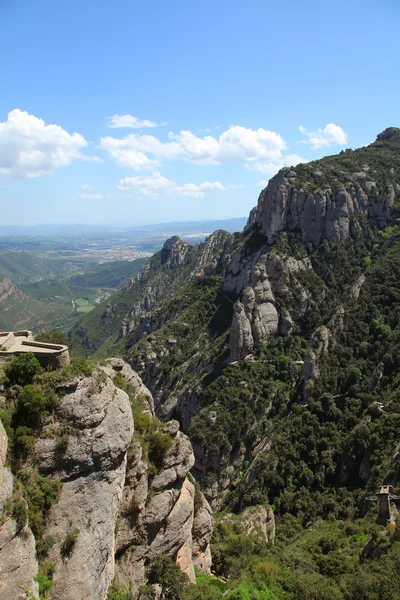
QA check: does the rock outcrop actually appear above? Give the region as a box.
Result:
[254,151,398,245]
[0,420,39,600]
[227,251,311,360]
[0,360,212,600]
[113,387,213,593]
[221,504,275,545]
[161,236,193,269]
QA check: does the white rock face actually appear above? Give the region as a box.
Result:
[37,371,134,600]
[161,236,192,269]
[0,421,39,600]
[255,169,395,244]
[0,360,211,600]
[227,252,310,360]
[115,408,213,594]
[192,498,213,572]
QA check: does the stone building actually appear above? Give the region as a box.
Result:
[0,330,70,369]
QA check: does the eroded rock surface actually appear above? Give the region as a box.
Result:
[0,421,39,600]
[0,361,212,600]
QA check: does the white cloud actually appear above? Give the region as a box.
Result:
[299,123,348,149]
[118,172,229,198]
[100,125,287,170]
[106,114,159,129]
[79,192,102,199]
[248,154,308,175]
[81,184,95,190]
[0,109,97,178]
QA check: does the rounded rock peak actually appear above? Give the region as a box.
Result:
[376,127,400,141]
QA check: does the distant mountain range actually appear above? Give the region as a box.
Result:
[0,217,247,238]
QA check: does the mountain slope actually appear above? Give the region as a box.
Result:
[0,277,72,331]
[0,250,90,283]
[70,129,400,542]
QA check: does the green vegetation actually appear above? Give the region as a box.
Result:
[200,514,400,600]
[36,328,69,346]
[145,555,190,599]
[0,251,146,332]
[107,583,134,600]
[65,257,147,288]
[61,528,80,558]
[35,561,56,598]
[3,352,42,387]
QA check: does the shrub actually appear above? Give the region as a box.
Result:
[36,329,69,346]
[55,435,69,455]
[35,561,56,597]
[61,528,80,558]
[226,583,278,600]
[148,431,173,467]
[37,535,54,559]
[14,425,36,456]
[16,384,55,429]
[4,353,42,387]
[147,555,189,599]
[63,356,93,378]
[12,499,28,530]
[107,583,134,600]
[193,479,203,515]
[17,469,62,539]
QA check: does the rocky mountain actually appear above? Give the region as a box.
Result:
[28,127,400,598]
[0,358,213,599]
[69,130,400,504]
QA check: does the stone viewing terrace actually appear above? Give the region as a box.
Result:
[0,330,70,369]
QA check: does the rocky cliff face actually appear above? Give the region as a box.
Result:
[0,360,212,599]
[254,166,397,245]
[0,420,39,600]
[227,252,311,360]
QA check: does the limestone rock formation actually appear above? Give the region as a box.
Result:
[254,164,396,245]
[228,252,311,360]
[303,307,345,402]
[303,326,330,402]
[0,420,39,600]
[193,229,233,279]
[191,497,213,572]
[161,236,192,269]
[35,369,134,600]
[221,505,275,545]
[0,360,212,600]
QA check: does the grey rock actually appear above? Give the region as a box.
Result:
[254,168,395,244]
[192,498,213,572]
[0,518,39,600]
[0,422,39,599]
[161,236,192,269]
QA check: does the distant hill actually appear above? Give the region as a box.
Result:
[63,258,147,289]
[0,277,72,331]
[0,217,247,238]
[0,251,90,283]
[0,256,148,332]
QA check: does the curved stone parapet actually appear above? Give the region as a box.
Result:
[0,330,70,369]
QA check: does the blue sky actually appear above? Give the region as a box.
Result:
[0,0,399,225]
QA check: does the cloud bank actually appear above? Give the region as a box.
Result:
[0,109,97,178]
[100,125,293,171]
[299,123,348,149]
[118,172,230,198]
